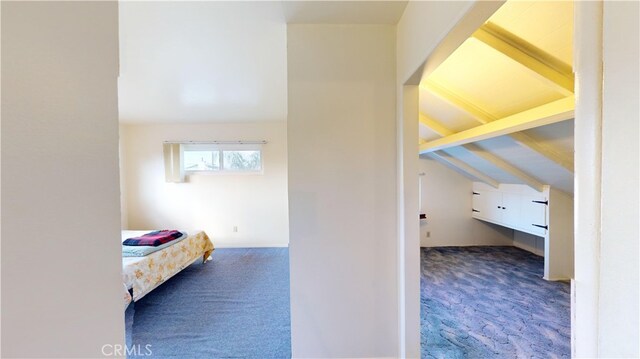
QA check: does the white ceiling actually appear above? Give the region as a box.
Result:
[282,1,408,24]
[118,1,288,123]
[118,1,408,124]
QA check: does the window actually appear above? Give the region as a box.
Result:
[182,145,262,173]
[184,150,220,171]
[222,150,261,171]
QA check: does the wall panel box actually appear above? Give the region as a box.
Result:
[472,182,574,280]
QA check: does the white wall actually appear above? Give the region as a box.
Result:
[288,24,398,358]
[598,1,639,356]
[118,1,287,124]
[1,2,124,357]
[119,125,129,229]
[419,159,513,247]
[574,1,640,357]
[120,122,289,248]
[395,3,487,356]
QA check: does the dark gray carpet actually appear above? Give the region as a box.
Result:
[420,246,570,359]
[125,248,291,358]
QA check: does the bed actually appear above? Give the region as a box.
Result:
[122,230,214,304]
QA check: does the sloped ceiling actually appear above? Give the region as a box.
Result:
[419,0,575,195]
[427,37,566,119]
[490,1,573,65]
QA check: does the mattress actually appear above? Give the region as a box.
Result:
[122,230,214,302]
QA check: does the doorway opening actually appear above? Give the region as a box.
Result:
[413,1,576,356]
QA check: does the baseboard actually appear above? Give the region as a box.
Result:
[214,242,289,249]
[420,243,512,248]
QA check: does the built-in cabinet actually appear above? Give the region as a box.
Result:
[472,187,547,237]
[471,182,574,281]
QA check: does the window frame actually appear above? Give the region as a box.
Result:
[182,143,264,175]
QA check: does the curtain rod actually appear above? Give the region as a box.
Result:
[163,140,267,145]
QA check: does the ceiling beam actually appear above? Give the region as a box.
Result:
[421,58,575,173]
[421,81,494,124]
[422,112,574,174]
[472,23,574,96]
[420,114,545,192]
[419,96,575,154]
[463,143,545,192]
[509,132,574,173]
[419,1,506,81]
[419,113,455,136]
[428,151,500,188]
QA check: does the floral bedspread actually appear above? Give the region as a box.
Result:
[122,230,214,302]
[124,283,132,308]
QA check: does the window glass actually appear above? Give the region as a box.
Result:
[184,150,220,171]
[223,150,261,171]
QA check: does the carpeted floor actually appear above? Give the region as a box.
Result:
[125,248,291,358]
[420,246,570,359]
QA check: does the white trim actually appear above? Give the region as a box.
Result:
[213,242,289,249]
[164,140,267,145]
[183,143,264,151]
[573,2,603,356]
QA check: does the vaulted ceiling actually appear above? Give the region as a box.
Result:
[418,1,575,194]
